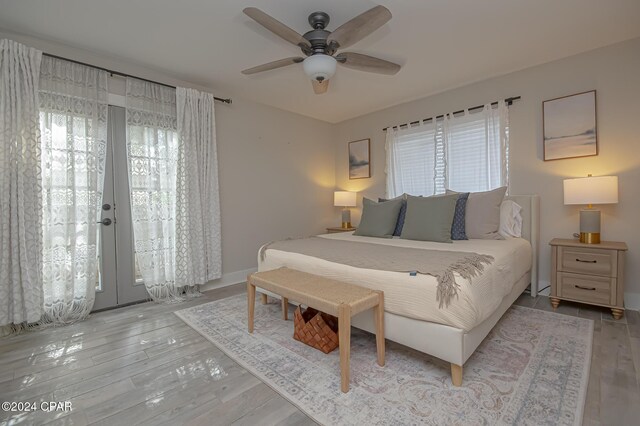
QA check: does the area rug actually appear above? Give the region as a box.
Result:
[175,295,593,425]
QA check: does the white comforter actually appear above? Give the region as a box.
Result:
[258,232,532,331]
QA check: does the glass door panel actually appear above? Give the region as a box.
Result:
[93,105,148,310]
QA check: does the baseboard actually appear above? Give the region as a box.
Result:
[528,279,551,296]
[200,267,257,292]
[624,292,640,311]
[538,280,551,296]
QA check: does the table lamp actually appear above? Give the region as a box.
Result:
[563,175,618,244]
[334,191,357,229]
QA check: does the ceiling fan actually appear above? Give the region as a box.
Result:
[241,5,400,94]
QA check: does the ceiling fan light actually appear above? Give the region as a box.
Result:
[303,54,337,82]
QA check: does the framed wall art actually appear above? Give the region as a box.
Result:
[348,138,371,179]
[543,90,597,161]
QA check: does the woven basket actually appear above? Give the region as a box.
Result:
[293,306,339,354]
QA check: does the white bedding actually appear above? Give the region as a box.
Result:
[258,232,532,331]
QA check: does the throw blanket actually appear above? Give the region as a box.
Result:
[260,237,494,308]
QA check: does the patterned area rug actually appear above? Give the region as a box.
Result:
[175,294,592,425]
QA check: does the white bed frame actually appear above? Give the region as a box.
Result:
[350,195,539,385]
[260,195,540,386]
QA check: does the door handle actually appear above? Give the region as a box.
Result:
[98,218,113,226]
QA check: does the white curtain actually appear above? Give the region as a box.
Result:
[175,88,221,286]
[386,101,509,198]
[0,39,44,330]
[126,81,222,301]
[444,102,509,192]
[39,55,108,323]
[125,78,180,300]
[385,120,438,198]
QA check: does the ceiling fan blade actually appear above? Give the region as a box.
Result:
[242,57,304,75]
[312,79,329,94]
[243,7,311,49]
[336,52,400,75]
[327,5,391,50]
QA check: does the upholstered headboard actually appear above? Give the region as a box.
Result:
[504,195,540,297]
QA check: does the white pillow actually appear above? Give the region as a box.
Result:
[499,200,523,238]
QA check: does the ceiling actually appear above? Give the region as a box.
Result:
[1,0,639,123]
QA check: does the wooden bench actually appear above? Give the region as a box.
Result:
[247,267,385,393]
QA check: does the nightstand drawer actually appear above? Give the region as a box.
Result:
[559,247,617,277]
[558,272,614,305]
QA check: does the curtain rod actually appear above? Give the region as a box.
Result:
[382,96,520,131]
[42,52,232,104]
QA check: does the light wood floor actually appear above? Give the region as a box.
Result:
[1,284,639,425]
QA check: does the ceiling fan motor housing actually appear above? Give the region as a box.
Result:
[303,12,337,55]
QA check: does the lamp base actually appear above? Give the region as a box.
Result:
[341,208,352,229]
[579,209,601,244]
[580,232,600,244]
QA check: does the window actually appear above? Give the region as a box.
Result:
[385,102,509,197]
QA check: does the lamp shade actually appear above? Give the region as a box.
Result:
[563,176,618,205]
[334,191,357,207]
[303,54,337,82]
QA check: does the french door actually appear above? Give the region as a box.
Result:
[93,106,148,310]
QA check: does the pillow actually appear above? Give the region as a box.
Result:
[450,192,469,240]
[354,197,403,238]
[499,200,523,238]
[378,194,407,236]
[464,187,507,240]
[400,194,458,243]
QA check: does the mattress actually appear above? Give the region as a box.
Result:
[258,232,532,331]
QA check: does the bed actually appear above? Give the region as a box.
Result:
[257,195,540,386]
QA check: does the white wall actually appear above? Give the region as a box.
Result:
[334,37,640,309]
[216,99,336,276]
[1,29,337,287]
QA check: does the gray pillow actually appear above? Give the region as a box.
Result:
[464,187,507,239]
[378,194,407,237]
[400,194,458,243]
[354,198,403,238]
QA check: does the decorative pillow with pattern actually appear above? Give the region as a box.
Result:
[451,192,470,240]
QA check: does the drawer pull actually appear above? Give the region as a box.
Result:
[575,258,597,263]
[575,285,596,291]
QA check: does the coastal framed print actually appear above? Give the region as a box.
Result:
[348,138,371,179]
[543,90,597,161]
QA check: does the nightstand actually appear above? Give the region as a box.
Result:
[549,238,628,319]
[326,227,356,234]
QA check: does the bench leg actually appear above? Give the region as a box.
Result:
[373,291,385,367]
[339,304,351,393]
[260,293,268,305]
[247,280,256,333]
[451,363,463,387]
[282,297,289,320]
